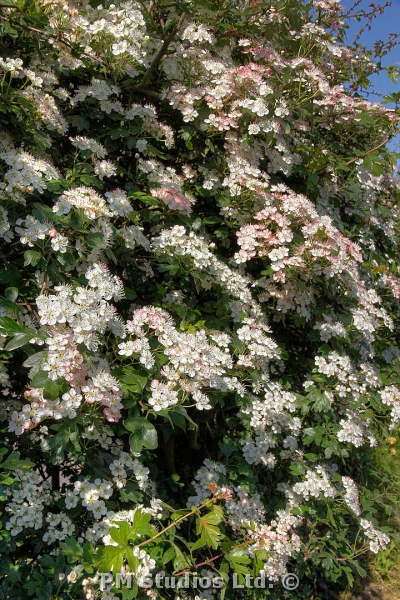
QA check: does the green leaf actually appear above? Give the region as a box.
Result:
[168,408,186,431]
[228,548,251,560]
[96,515,152,574]
[290,463,305,475]
[120,481,144,503]
[318,344,332,357]
[190,537,205,552]
[195,505,224,549]
[125,418,158,452]
[0,317,25,334]
[169,406,197,430]
[24,250,41,267]
[310,391,331,412]
[4,332,34,351]
[83,542,93,565]
[23,350,47,369]
[67,115,90,132]
[60,537,83,563]
[96,545,126,574]
[129,433,143,454]
[218,438,236,458]
[4,287,18,302]
[0,265,23,288]
[227,548,252,577]
[32,203,58,223]
[86,232,105,248]
[109,522,131,546]
[116,367,148,393]
[105,247,118,265]
[162,547,175,564]
[46,180,64,193]
[172,542,192,572]
[312,373,326,382]
[125,547,140,573]
[131,510,155,536]
[0,451,35,470]
[43,380,60,400]
[203,216,222,225]
[355,564,367,578]
[357,112,375,127]
[80,175,97,186]
[300,386,332,413]
[30,370,50,388]
[124,288,137,300]
[304,453,317,462]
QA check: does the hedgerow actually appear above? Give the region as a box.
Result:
[0,0,399,598]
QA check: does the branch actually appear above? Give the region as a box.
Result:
[173,536,260,577]
[316,129,400,174]
[345,130,400,166]
[174,553,224,577]
[129,12,186,94]
[135,495,215,549]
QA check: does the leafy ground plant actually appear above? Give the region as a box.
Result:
[0,0,399,599]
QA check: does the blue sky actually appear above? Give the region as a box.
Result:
[341,0,400,101]
[340,0,400,153]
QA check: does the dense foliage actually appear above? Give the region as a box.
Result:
[0,0,399,598]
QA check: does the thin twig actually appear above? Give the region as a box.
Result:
[316,129,400,174]
[135,495,215,549]
[129,12,186,94]
[174,553,224,577]
[345,131,400,166]
[173,536,260,577]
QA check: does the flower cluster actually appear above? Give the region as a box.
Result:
[138,159,195,214]
[109,452,151,491]
[341,476,361,517]
[292,467,337,501]
[5,470,51,536]
[240,382,300,466]
[360,519,390,554]
[380,386,400,429]
[249,510,302,581]
[0,149,59,195]
[53,186,112,220]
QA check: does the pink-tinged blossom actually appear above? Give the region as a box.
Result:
[151,187,193,215]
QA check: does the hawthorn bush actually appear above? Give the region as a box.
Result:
[0,0,399,598]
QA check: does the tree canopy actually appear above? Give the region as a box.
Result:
[0,0,399,598]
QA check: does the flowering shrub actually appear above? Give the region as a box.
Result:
[0,0,399,598]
